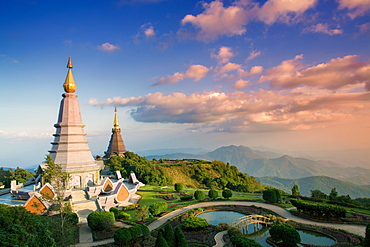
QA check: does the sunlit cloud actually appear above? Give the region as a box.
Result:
[260,55,370,90]
[338,0,370,19]
[153,64,210,86]
[98,42,120,52]
[232,79,250,89]
[144,25,155,37]
[89,90,370,133]
[247,50,262,60]
[211,46,235,64]
[304,23,343,35]
[257,0,318,25]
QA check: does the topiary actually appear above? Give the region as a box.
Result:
[87,211,115,231]
[174,183,184,192]
[208,189,218,200]
[109,207,119,219]
[117,212,131,220]
[222,189,233,199]
[149,201,168,216]
[269,224,301,247]
[194,190,205,201]
[181,216,208,231]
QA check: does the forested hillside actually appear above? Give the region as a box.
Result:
[104,152,265,192]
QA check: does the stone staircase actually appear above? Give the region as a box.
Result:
[71,189,99,223]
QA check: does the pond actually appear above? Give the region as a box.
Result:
[197,211,336,246]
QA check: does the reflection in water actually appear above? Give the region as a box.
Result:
[197,211,337,247]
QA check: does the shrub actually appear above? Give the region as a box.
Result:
[136,205,149,221]
[114,227,132,247]
[138,224,150,236]
[181,216,208,230]
[216,222,230,231]
[117,212,131,220]
[109,207,119,219]
[263,188,280,203]
[180,195,193,201]
[222,189,233,199]
[174,226,188,247]
[228,227,262,247]
[128,225,143,238]
[208,189,218,200]
[87,211,115,231]
[269,224,301,247]
[149,201,168,216]
[194,190,205,201]
[174,183,184,192]
[64,212,79,225]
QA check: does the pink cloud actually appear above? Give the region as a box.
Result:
[233,79,250,89]
[260,55,370,90]
[217,62,242,74]
[338,0,370,19]
[211,46,235,64]
[247,50,262,60]
[154,64,210,86]
[181,0,255,42]
[304,23,343,35]
[144,25,155,37]
[98,42,120,52]
[258,0,318,25]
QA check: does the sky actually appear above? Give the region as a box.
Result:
[1,0,370,168]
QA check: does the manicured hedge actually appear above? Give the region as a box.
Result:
[291,199,346,217]
[149,201,168,216]
[181,216,208,230]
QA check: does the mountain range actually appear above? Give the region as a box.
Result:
[145,145,370,198]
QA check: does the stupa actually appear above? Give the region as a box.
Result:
[48,57,103,187]
[104,107,127,159]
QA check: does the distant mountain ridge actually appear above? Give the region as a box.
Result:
[256,176,370,198]
[145,145,370,186]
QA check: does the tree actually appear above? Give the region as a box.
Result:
[114,227,132,247]
[155,231,169,247]
[9,168,35,183]
[194,190,205,201]
[174,226,188,247]
[329,188,338,201]
[263,188,280,203]
[222,189,233,199]
[161,223,175,247]
[136,205,149,221]
[174,183,184,192]
[42,155,72,245]
[208,189,218,200]
[364,223,370,247]
[291,184,300,196]
[269,224,301,247]
[311,189,327,199]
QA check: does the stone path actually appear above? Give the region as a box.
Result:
[213,230,227,247]
[73,201,366,247]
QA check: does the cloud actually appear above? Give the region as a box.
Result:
[181,0,256,42]
[98,42,120,52]
[250,66,263,74]
[232,79,250,89]
[260,55,370,90]
[257,0,318,25]
[247,50,262,60]
[154,64,210,86]
[338,0,370,19]
[179,0,317,42]
[217,62,242,74]
[144,25,155,37]
[89,90,370,133]
[0,54,20,63]
[304,23,343,35]
[358,22,370,35]
[211,46,235,64]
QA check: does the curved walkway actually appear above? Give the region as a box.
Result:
[73,201,366,247]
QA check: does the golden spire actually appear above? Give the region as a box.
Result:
[63,57,77,93]
[113,107,120,129]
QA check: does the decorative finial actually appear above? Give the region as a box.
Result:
[113,107,120,130]
[67,56,73,68]
[63,57,77,93]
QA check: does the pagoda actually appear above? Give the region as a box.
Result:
[104,107,127,159]
[48,57,103,187]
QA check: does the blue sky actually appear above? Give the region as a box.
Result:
[1,0,370,168]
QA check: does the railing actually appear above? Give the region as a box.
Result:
[231,214,274,228]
